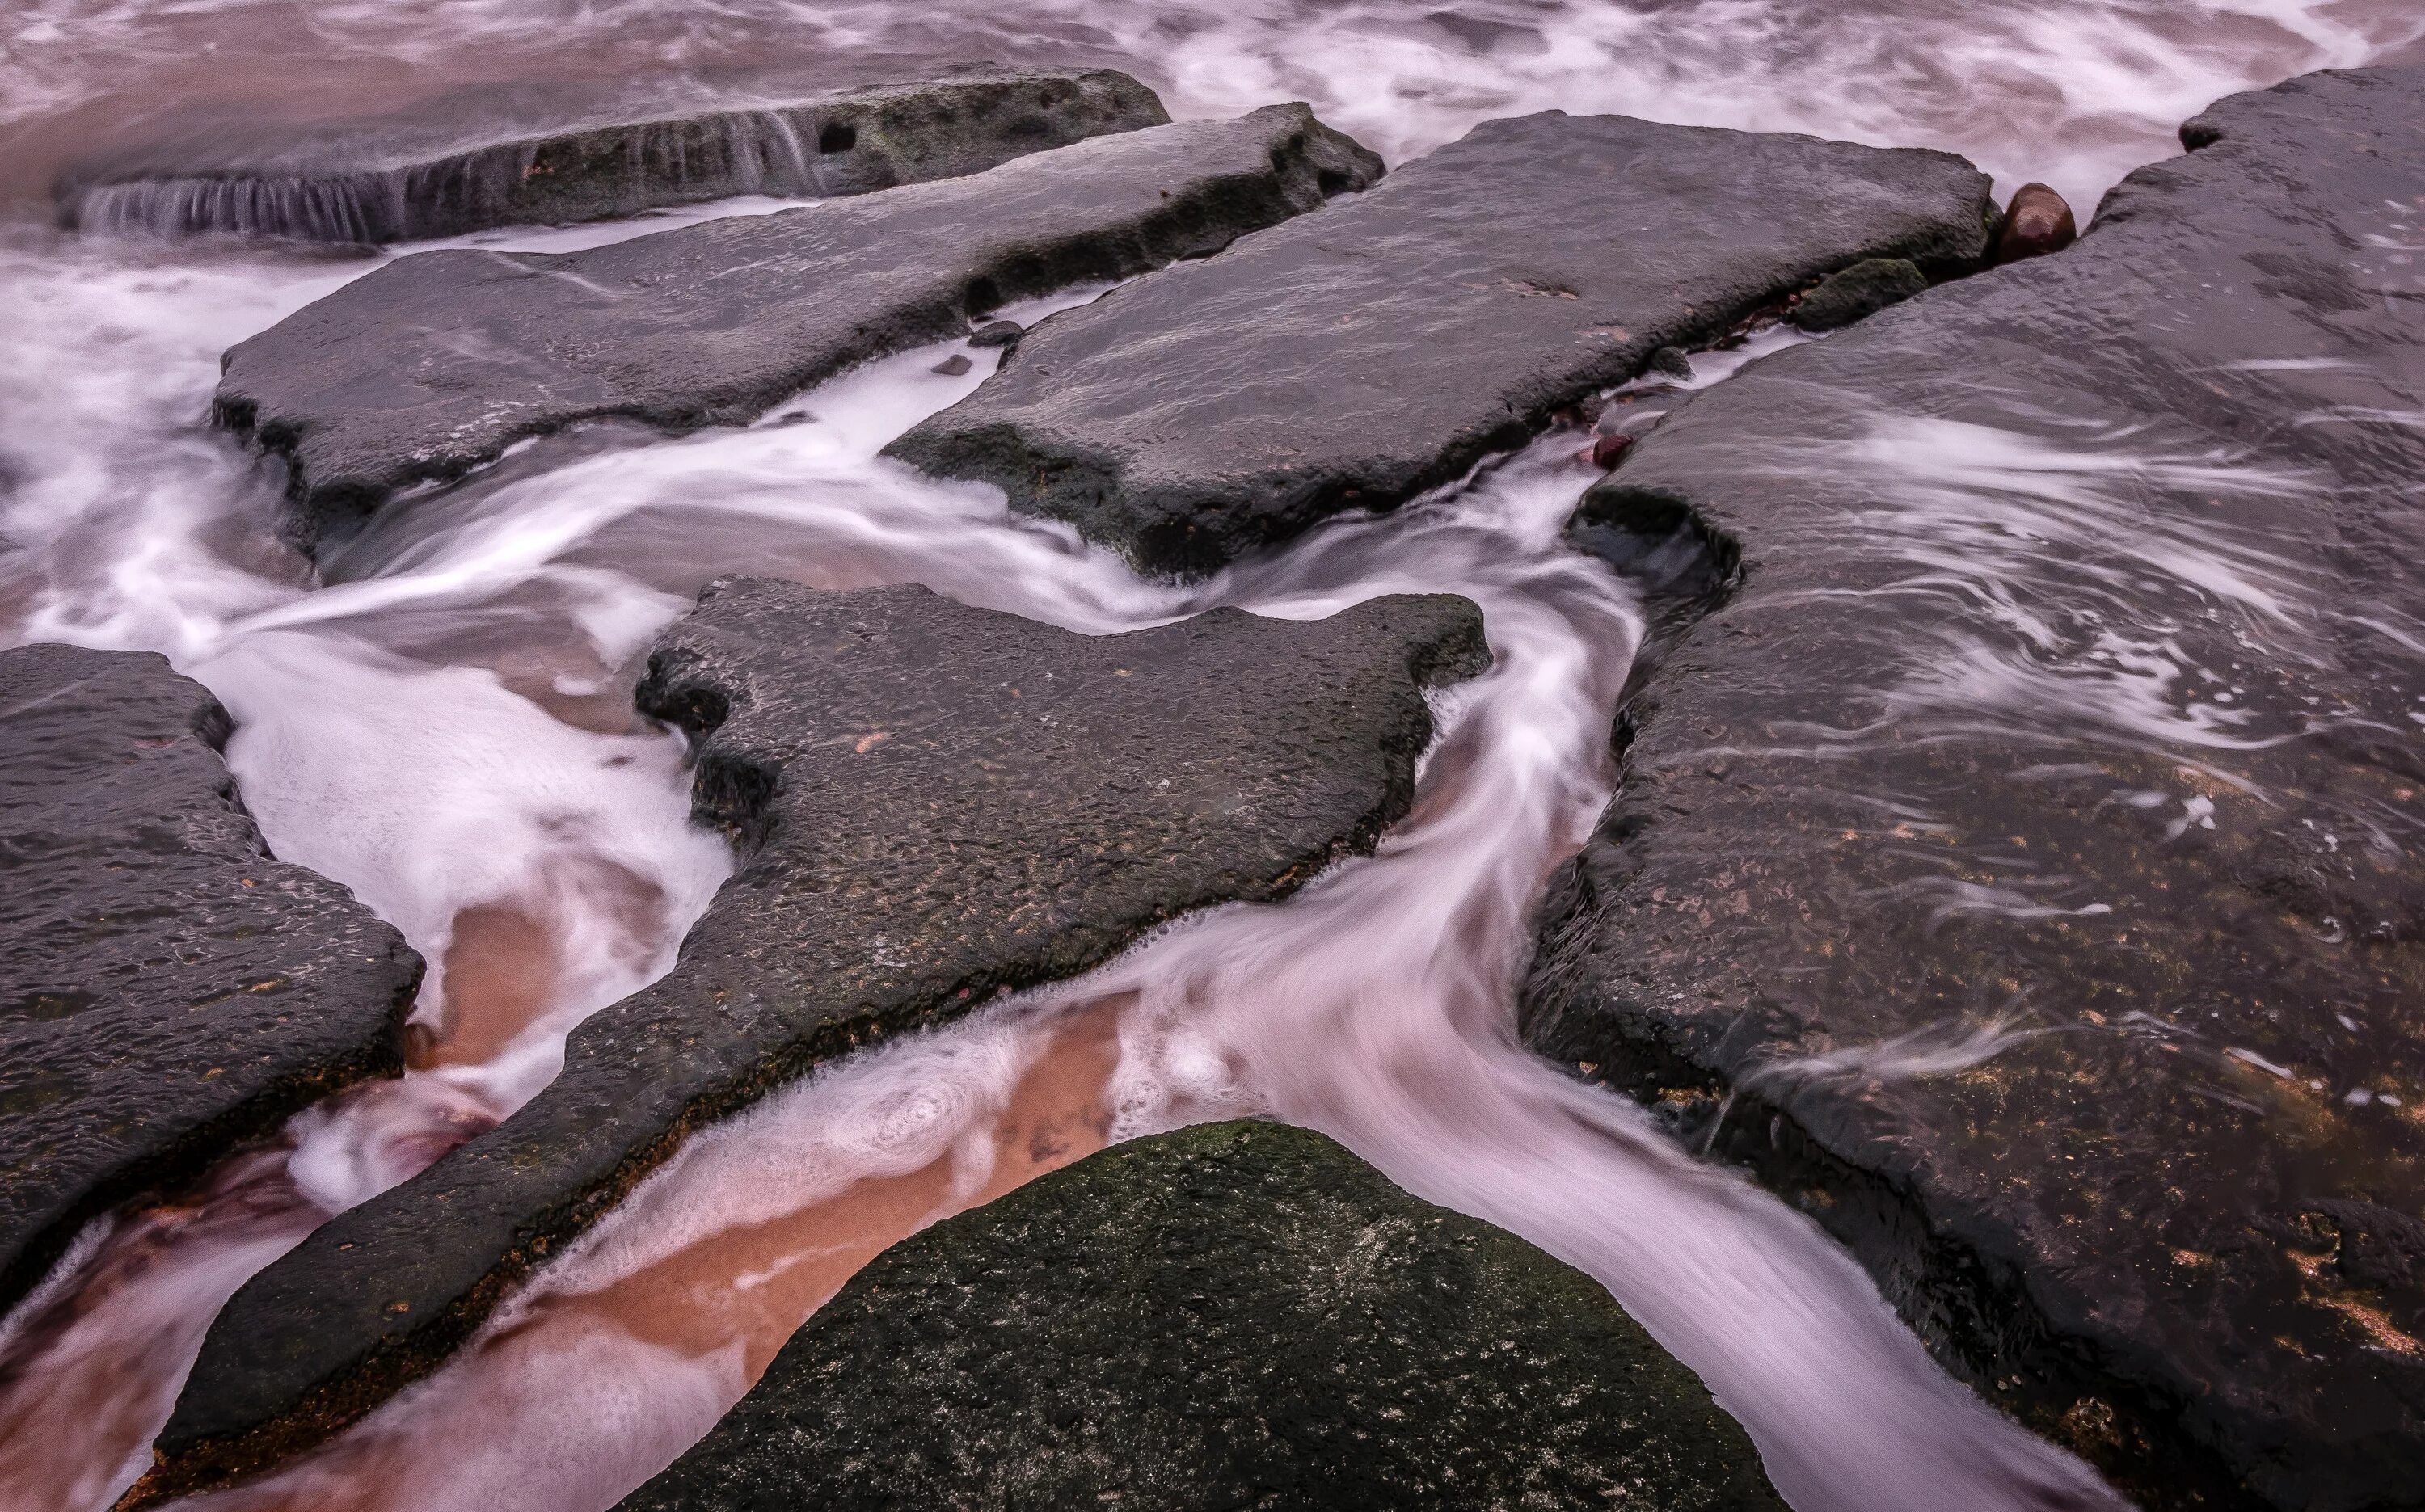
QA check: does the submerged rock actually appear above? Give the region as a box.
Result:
[140,579,1487,1503]
[213,103,1383,556]
[0,645,419,1317]
[1787,255,1929,331]
[1993,181,2078,263]
[888,110,1994,576]
[57,68,1168,244]
[1528,68,2425,1512]
[616,1120,1789,1512]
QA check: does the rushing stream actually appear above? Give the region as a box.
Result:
[2,2,2421,1510]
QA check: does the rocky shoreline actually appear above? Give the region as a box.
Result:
[212,95,1379,554]
[134,579,1487,1504]
[0,646,420,1319]
[8,57,2417,1512]
[1527,66,2425,1512]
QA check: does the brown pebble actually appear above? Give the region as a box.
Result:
[1994,183,2077,264]
[932,353,974,377]
[1588,432,1633,469]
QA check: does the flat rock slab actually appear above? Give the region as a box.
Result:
[0,644,420,1316]
[214,103,1381,556]
[59,67,1168,243]
[141,580,1486,1502]
[888,110,1994,576]
[617,1118,1788,1512]
[1526,68,2425,1512]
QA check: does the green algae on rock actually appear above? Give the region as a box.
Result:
[619,1119,1790,1512]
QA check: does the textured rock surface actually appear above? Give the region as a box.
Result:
[1788,256,1928,331]
[58,68,1168,243]
[213,103,1382,554]
[1527,69,2425,1512]
[142,580,1486,1502]
[889,110,1994,575]
[0,644,419,1316]
[618,1119,1789,1512]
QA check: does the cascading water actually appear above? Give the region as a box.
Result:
[2,2,2419,1510]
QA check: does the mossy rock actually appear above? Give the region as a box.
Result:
[619,1119,1786,1511]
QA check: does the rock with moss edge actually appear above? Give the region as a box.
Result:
[618,1119,1790,1512]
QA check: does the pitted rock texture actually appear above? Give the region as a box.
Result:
[1528,68,2425,1512]
[58,68,1169,244]
[142,579,1486,1504]
[616,1120,1789,1512]
[213,103,1382,554]
[888,109,1993,576]
[0,644,419,1316]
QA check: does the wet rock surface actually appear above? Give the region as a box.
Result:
[1993,181,2080,263]
[1788,255,1929,331]
[57,67,1168,244]
[0,644,419,1316]
[1527,68,2425,1512]
[213,103,1381,555]
[143,579,1487,1502]
[616,1119,1789,1512]
[889,110,1994,576]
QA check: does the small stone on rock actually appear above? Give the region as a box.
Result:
[1993,183,2077,263]
[1588,432,1634,469]
[968,319,1024,348]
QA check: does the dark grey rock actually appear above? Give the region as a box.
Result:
[1787,255,1929,331]
[213,103,1383,557]
[139,579,1487,1504]
[967,317,1023,348]
[1527,68,2425,1512]
[57,68,1169,244]
[888,110,1994,576]
[1649,343,1698,380]
[0,644,420,1316]
[616,1119,1789,1512]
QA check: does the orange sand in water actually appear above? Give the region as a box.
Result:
[213,1006,1123,1511]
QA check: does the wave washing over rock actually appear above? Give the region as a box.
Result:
[1,6,2422,1512]
[54,68,1171,243]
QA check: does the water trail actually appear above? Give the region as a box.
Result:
[152,412,2116,1512]
[4,4,2419,1508]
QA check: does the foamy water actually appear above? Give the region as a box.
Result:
[1,3,2417,1510]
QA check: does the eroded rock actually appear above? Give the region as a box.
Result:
[0,645,420,1316]
[888,110,1994,575]
[213,103,1382,555]
[140,579,1486,1503]
[1528,68,2425,1512]
[616,1120,1789,1512]
[58,68,1168,244]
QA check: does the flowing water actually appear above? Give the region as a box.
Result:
[2,2,2420,1510]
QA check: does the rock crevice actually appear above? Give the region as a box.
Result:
[138,580,1487,1504]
